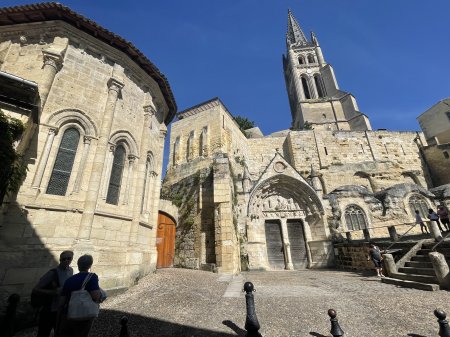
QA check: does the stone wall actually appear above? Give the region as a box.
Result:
[0,19,173,302]
[423,143,450,186]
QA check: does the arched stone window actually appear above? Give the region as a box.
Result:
[106,144,126,205]
[199,127,208,157]
[301,76,311,99]
[408,194,429,218]
[314,74,326,98]
[298,56,305,65]
[307,54,315,63]
[344,205,368,231]
[173,136,180,165]
[46,127,80,196]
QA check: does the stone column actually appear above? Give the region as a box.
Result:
[78,76,124,240]
[72,136,93,193]
[429,252,450,289]
[101,145,115,199]
[382,253,397,277]
[280,218,294,270]
[122,155,136,205]
[388,226,398,242]
[428,220,443,242]
[32,127,56,189]
[129,98,156,243]
[40,50,63,107]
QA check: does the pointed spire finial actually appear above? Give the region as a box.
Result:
[287,9,309,46]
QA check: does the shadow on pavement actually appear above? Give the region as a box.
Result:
[222,320,245,336]
[309,332,327,337]
[90,309,238,337]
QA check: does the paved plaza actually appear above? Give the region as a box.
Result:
[18,268,450,336]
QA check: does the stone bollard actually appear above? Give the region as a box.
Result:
[363,228,370,242]
[388,226,398,242]
[243,282,261,337]
[119,316,129,337]
[0,293,20,337]
[429,252,450,289]
[429,221,443,242]
[328,309,344,337]
[434,309,450,337]
[382,253,397,277]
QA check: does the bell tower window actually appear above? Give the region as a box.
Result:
[298,56,305,65]
[307,54,315,63]
[314,74,326,98]
[301,77,311,99]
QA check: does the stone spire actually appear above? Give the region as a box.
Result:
[286,9,309,46]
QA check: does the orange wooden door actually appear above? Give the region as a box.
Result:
[156,213,176,268]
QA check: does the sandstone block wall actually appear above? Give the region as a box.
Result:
[0,19,172,302]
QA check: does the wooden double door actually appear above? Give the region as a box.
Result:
[265,219,307,270]
[156,213,176,268]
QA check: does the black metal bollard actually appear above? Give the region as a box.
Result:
[243,282,261,337]
[119,316,129,337]
[1,293,20,337]
[434,309,450,337]
[328,309,344,337]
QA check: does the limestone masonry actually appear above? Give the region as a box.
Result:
[162,11,450,274]
[0,3,449,307]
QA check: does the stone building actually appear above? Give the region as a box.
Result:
[162,10,449,274]
[417,99,450,186]
[0,2,176,301]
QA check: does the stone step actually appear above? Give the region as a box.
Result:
[411,255,431,262]
[416,249,432,256]
[423,241,450,249]
[381,277,440,291]
[391,272,438,284]
[405,261,433,268]
[398,267,436,276]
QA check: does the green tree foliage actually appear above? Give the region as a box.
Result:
[234,115,255,132]
[0,111,26,203]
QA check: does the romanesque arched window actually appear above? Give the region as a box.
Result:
[307,54,315,63]
[344,205,368,231]
[298,56,305,65]
[408,194,429,218]
[106,144,126,205]
[314,74,326,98]
[46,127,80,196]
[301,76,311,99]
[173,136,180,165]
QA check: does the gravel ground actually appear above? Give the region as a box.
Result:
[15,268,450,337]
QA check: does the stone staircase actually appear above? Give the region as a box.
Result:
[382,240,450,291]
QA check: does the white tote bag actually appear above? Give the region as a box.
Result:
[67,273,100,320]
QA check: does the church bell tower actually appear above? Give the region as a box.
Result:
[283,10,372,131]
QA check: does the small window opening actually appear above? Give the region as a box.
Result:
[298,56,305,65]
[301,77,311,99]
[307,54,315,63]
[324,147,328,155]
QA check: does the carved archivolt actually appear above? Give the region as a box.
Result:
[46,108,98,137]
[248,174,324,220]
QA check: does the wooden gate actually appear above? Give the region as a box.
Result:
[264,220,285,270]
[156,212,176,268]
[287,220,307,269]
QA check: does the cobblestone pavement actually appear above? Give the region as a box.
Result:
[16,268,450,336]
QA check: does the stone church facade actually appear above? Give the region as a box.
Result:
[162,11,449,274]
[0,3,176,301]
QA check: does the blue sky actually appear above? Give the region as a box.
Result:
[3,1,450,168]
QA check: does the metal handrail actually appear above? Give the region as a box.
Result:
[384,222,419,252]
[431,231,450,251]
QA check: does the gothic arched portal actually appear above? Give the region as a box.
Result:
[246,174,325,271]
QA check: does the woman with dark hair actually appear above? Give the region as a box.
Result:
[367,243,384,277]
[57,255,102,337]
